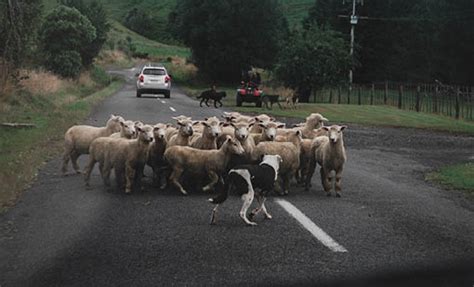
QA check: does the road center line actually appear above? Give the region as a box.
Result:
[169,107,176,112]
[160,100,166,104]
[275,199,348,253]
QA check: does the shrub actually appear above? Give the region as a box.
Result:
[45,51,82,79]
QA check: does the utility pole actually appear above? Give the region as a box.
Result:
[340,0,364,89]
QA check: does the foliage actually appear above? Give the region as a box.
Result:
[427,163,474,193]
[40,5,96,78]
[90,65,111,86]
[59,0,110,67]
[274,25,351,102]
[123,8,155,40]
[170,0,288,82]
[303,0,474,85]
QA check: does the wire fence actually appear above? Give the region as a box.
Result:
[313,81,474,121]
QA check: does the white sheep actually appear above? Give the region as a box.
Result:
[251,121,285,144]
[164,137,245,195]
[252,131,302,194]
[168,117,197,147]
[189,116,223,150]
[84,125,154,194]
[305,125,347,197]
[147,123,169,188]
[61,114,123,175]
[110,120,136,139]
[249,114,275,134]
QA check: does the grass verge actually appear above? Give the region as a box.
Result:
[0,79,124,212]
[426,163,474,194]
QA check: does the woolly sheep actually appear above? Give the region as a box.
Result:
[61,114,123,174]
[305,125,347,197]
[84,125,154,193]
[110,120,136,139]
[164,137,245,195]
[251,121,285,145]
[147,123,169,188]
[168,117,196,147]
[189,116,223,150]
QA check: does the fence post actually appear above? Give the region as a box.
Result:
[398,85,403,109]
[415,85,421,112]
[347,86,351,104]
[434,85,439,113]
[313,89,316,103]
[358,87,361,105]
[384,81,388,105]
[329,89,333,104]
[370,83,374,105]
[455,87,460,119]
[337,87,341,104]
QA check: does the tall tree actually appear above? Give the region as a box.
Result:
[40,5,96,78]
[59,0,110,67]
[170,0,288,82]
[275,25,351,102]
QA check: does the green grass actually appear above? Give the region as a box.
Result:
[234,103,474,134]
[0,80,124,212]
[427,163,474,193]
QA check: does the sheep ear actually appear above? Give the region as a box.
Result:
[120,121,125,127]
[136,126,143,132]
[248,122,254,127]
[321,117,329,122]
[201,121,210,127]
[277,123,286,128]
[258,123,266,128]
[204,117,209,121]
[166,124,173,128]
[296,130,302,136]
[177,121,184,127]
[192,121,200,126]
[230,123,237,129]
[340,125,347,131]
[270,116,276,121]
[322,126,330,131]
[221,122,230,127]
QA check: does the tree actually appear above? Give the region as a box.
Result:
[0,0,42,93]
[40,5,96,78]
[170,0,288,82]
[275,25,351,102]
[59,0,110,67]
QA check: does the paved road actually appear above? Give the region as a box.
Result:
[1,68,473,286]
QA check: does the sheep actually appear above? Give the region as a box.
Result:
[222,112,253,124]
[84,125,154,194]
[276,113,328,139]
[189,116,223,150]
[147,123,168,188]
[164,137,245,195]
[305,125,347,197]
[110,120,136,139]
[249,114,275,134]
[61,114,123,175]
[252,131,302,194]
[168,117,196,147]
[251,121,285,145]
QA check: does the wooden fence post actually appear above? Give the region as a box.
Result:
[398,85,403,109]
[370,84,374,105]
[455,87,460,119]
[347,86,351,104]
[358,87,361,105]
[338,87,341,104]
[384,81,388,105]
[329,89,333,104]
[434,85,439,113]
[415,85,421,112]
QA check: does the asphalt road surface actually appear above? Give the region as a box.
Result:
[1,68,473,286]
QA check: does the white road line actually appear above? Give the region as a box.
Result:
[275,199,348,253]
[169,107,176,112]
[160,100,166,104]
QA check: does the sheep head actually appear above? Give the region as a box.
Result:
[259,121,285,141]
[231,122,251,141]
[120,120,136,139]
[107,114,125,133]
[306,113,329,129]
[223,136,245,155]
[322,125,347,144]
[201,117,222,138]
[136,125,154,144]
[153,123,168,140]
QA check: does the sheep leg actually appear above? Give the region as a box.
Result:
[202,171,219,192]
[320,168,331,196]
[170,167,187,195]
[125,164,135,194]
[61,146,72,175]
[282,174,290,195]
[210,204,219,225]
[102,161,112,187]
[305,158,317,191]
[83,157,96,189]
[335,169,343,198]
[70,151,82,174]
[240,190,257,226]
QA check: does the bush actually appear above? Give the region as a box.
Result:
[90,65,110,86]
[45,51,82,79]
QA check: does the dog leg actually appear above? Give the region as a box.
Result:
[210,204,219,225]
[240,186,256,226]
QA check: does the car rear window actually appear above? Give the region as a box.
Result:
[143,69,166,76]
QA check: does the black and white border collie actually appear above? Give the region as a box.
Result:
[208,154,282,226]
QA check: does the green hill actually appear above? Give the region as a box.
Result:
[43,0,315,42]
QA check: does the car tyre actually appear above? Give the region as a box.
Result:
[164,91,170,98]
[136,91,142,98]
[256,99,262,108]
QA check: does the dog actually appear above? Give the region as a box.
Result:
[261,94,283,110]
[284,93,299,109]
[208,154,282,226]
[197,90,227,108]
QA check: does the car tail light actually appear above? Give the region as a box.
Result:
[165,76,171,83]
[139,75,144,82]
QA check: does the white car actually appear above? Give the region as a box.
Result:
[135,63,171,98]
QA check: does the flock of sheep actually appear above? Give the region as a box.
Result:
[61,112,347,198]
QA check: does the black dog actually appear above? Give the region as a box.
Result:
[197,90,227,108]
